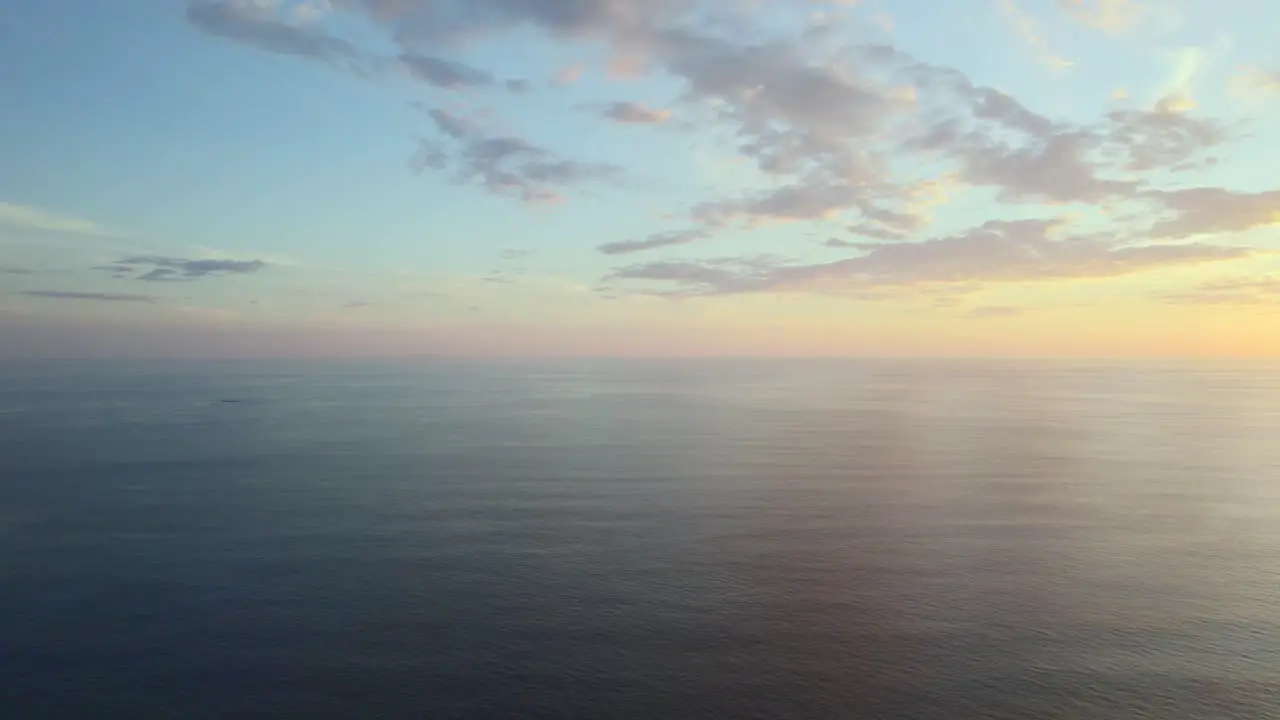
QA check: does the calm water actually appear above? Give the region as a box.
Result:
[3,359,1280,718]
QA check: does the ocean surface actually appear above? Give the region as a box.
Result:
[3,359,1280,719]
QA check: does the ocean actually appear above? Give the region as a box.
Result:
[3,359,1279,718]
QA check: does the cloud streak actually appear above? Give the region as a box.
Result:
[187,0,369,72]
[21,290,157,303]
[400,53,494,88]
[602,101,672,125]
[0,202,112,236]
[610,219,1257,296]
[95,256,267,281]
[1164,276,1280,305]
[599,228,708,255]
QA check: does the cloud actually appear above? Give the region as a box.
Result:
[553,63,585,85]
[1055,0,1147,35]
[343,300,373,308]
[20,290,156,303]
[400,52,493,88]
[92,264,136,278]
[868,51,1157,206]
[1164,276,1280,305]
[967,305,1026,318]
[344,0,688,48]
[610,219,1257,296]
[602,101,672,124]
[1146,188,1280,239]
[138,268,185,282]
[186,0,1275,300]
[187,0,370,72]
[900,63,1229,204]
[691,175,922,232]
[0,202,112,236]
[96,256,267,281]
[1098,104,1229,172]
[416,108,622,202]
[999,0,1074,72]
[1229,67,1280,99]
[959,132,1142,203]
[599,228,708,255]
[660,30,898,176]
[1,267,35,275]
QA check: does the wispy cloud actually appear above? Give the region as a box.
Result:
[601,101,672,125]
[1054,0,1149,35]
[400,53,494,89]
[1163,276,1280,305]
[1229,66,1280,100]
[20,290,156,303]
[0,202,113,236]
[999,0,1074,73]
[609,219,1258,296]
[94,255,267,281]
[414,108,622,202]
[600,228,708,255]
[187,0,370,72]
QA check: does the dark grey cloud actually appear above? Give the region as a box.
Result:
[344,300,373,308]
[343,0,692,47]
[416,108,621,201]
[610,219,1256,296]
[400,53,493,88]
[92,264,136,278]
[137,268,185,282]
[187,1,370,71]
[114,256,267,280]
[599,228,707,255]
[21,290,156,303]
[1,267,34,275]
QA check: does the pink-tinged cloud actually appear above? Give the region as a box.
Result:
[602,101,672,124]
[1147,188,1280,239]
[609,219,1258,296]
[554,63,585,85]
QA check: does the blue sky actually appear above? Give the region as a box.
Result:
[3,0,1280,357]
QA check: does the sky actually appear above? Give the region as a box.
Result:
[3,0,1280,358]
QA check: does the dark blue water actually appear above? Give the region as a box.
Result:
[3,359,1280,718]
